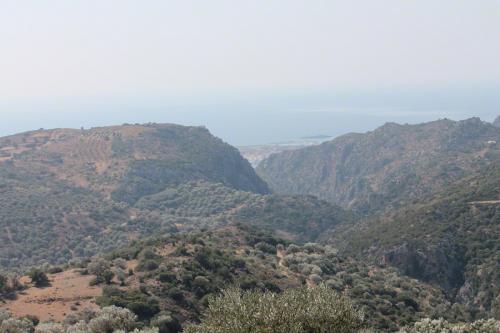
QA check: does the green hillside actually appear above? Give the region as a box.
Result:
[96,225,462,332]
[257,118,500,214]
[0,124,268,270]
[326,163,500,318]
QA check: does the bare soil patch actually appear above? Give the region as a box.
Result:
[1,269,102,322]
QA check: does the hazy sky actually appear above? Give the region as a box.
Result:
[1,1,499,144]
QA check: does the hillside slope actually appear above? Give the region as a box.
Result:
[494,115,500,128]
[0,124,355,270]
[0,124,268,202]
[0,124,271,270]
[133,180,353,244]
[257,118,500,213]
[326,162,500,318]
[1,226,466,332]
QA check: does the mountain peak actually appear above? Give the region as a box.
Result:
[0,123,269,202]
[257,117,500,212]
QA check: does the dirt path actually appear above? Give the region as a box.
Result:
[5,227,13,245]
[468,200,500,205]
[227,203,248,216]
[276,248,286,268]
[276,249,316,288]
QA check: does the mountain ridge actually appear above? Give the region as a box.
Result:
[0,123,269,200]
[0,123,271,270]
[257,117,500,214]
[325,162,499,317]
[494,115,500,128]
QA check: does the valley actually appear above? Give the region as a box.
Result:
[0,118,498,332]
[2,3,499,331]
[238,135,333,167]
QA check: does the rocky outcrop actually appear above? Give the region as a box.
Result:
[330,162,500,318]
[381,238,465,293]
[493,115,500,128]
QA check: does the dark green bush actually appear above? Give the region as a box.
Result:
[28,269,50,287]
[97,287,160,321]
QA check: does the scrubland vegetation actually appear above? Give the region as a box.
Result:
[184,284,363,333]
[51,226,475,331]
[0,120,499,332]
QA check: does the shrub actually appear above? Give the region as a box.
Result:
[231,259,246,269]
[254,242,275,254]
[87,259,115,285]
[158,273,176,283]
[396,293,419,311]
[184,284,363,333]
[65,321,90,333]
[114,258,128,270]
[0,274,8,292]
[0,317,35,333]
[34,322,64,333]
[47,267,64,274]
[399,318,500,333]
[309,274,322,284]
[193,276,210,289]
[0,310,12,325]
[114,329,159,333]
[116,268,127,285]
[286,244,301,254]
[97,288,160,321]
[87,306,137,333]
[102,270,115,285]
[21,316,39,327]
[87,258,110,277]
[28,269,50,288]
[151,312,182,333]
[137,260,159,272]
[167,288,184,303]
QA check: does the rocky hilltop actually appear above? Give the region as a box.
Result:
[0,124,268,269]
[256,117,500,318]
[257,118,500,214]
[494,115,500,128]
[326,162,499,318]
[0,123,268,201]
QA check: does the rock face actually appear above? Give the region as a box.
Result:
[327,162,500,317]
[494,115,500,128]
[382,239,465,292]
[257,118,500,213]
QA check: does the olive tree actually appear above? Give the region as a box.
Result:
[0,317,35,333]
[86,306,137,333]
[184,284,363,333]
[0,309,12,324]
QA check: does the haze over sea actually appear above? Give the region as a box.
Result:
[2,2,499,145]
[1,85,499,146]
